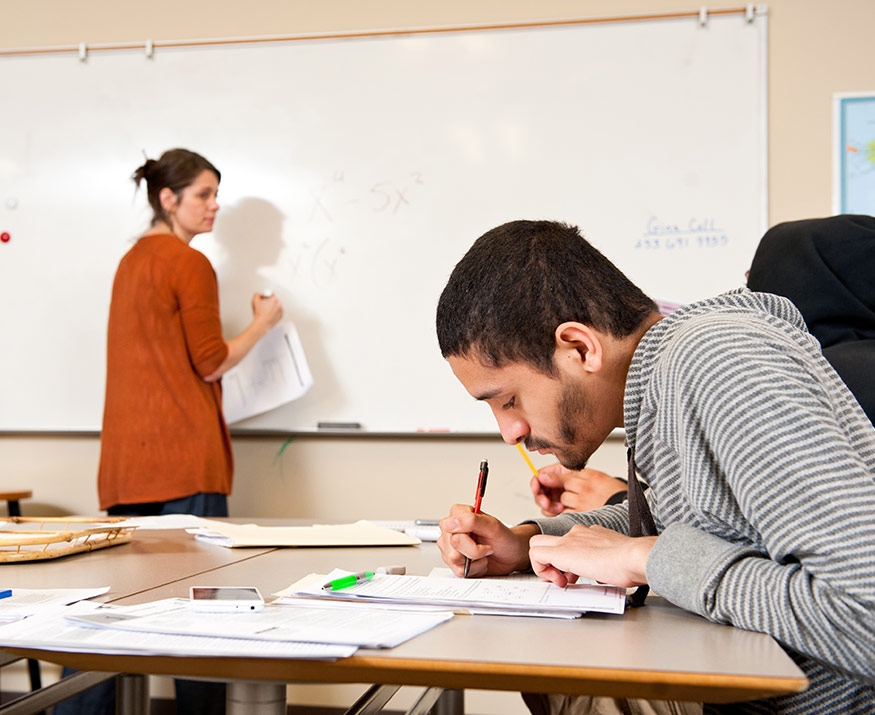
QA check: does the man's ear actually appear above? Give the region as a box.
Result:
[554,322,603,373]
[158,187,178,215]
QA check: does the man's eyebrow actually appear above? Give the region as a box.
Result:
[472,388,502,402]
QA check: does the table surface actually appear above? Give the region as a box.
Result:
[0,490,32,501]
[1,524,808,704]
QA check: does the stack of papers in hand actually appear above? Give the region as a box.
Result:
[222,321,313,425]
[286,569,626,617]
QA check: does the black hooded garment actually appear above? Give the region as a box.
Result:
[747,214,875,424]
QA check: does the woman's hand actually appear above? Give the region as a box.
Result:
[251,292,284,330]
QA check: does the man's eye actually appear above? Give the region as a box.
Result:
[501,397,516,410]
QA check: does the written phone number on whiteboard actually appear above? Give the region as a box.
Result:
[635,216,729,251]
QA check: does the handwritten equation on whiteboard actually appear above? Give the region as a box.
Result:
[304,170,426,225]
[634,217,729,251]
[284,170,426,288]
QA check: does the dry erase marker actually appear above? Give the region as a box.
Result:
[261,289,274,298]
[322,571,374,592]
[463,459,489,578]
[317,421,362,430]
[0,588,10,599]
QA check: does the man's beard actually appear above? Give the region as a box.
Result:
[523,375,599,471]
[554,377,595,471]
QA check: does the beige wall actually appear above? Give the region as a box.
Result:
[2,2,874,712]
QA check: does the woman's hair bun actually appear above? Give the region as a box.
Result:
[132,158,157,185]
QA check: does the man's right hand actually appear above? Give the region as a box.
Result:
[438,505,539,578]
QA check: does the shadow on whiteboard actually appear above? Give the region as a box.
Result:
[208,197,286,337]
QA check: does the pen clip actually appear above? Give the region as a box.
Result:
[475,459,489,506]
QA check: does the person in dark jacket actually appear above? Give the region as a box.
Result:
[747,214,875,424]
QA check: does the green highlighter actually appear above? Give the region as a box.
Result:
[322,571,375,592]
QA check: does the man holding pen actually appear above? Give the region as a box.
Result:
[435,220,875,714]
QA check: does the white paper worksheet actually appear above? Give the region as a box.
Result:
[0,601,355,659]
[64,597,452,649]
[222,322,313,425]
[287,569,626,616]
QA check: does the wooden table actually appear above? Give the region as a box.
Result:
[0,491,32,518]
[1,526,808,714]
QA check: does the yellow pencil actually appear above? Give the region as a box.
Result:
[516,442,538,475]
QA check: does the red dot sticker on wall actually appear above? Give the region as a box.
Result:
[0,232,10,243]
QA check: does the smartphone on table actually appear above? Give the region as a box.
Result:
[188,586,265,613]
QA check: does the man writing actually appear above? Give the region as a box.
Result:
[436,220,875,714]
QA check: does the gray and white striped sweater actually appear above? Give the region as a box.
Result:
[534,289,875,713]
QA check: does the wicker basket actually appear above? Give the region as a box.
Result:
[0,517,136,562]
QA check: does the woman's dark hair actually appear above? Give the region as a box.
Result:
[436,220,657,375]
[133,148,220,227]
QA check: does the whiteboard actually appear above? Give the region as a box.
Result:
[0,10,768,433]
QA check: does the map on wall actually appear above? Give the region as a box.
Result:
[834,93,875,215]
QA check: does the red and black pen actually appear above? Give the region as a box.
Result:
[463,458,489,578]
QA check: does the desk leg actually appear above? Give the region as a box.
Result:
[115,673,149,715]
[433,689,463,715]
[226,681,286,715]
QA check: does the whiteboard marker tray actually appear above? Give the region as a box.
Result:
[0,517,136,562]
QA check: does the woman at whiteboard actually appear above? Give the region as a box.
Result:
[58,150,283,715]
[96,148,283,519]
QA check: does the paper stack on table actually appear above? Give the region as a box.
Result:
[65,598,452,649]
[0,594,454,660]
[0,600,357,660]
[283,569,627,618]
[191,519,421,548]
[0,587,110,623]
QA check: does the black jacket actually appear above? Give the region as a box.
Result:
[747,214,875,423]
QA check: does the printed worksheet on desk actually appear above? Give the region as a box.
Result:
[1,601,354,660]
[289,569,626,616]
[64,597,452,649]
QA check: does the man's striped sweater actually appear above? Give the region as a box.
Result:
[534,289,875,713]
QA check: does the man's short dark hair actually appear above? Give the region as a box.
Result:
[436,220,657,374]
